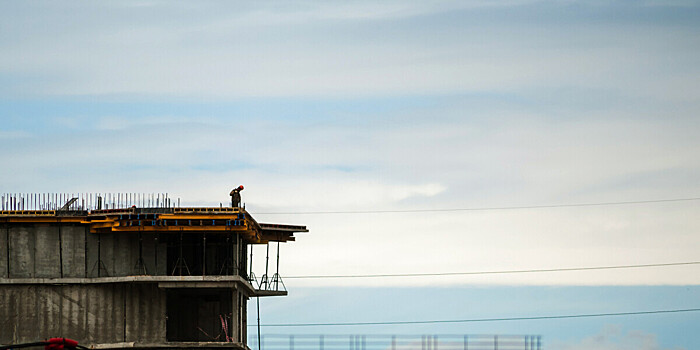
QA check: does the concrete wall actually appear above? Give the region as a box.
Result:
[61,225,86,278]
[0,283,166,345]
[1,226,8,277]
[0,224,249,347]
[5,224,61,278]
[0,224,172,278]
[0,224,86,278]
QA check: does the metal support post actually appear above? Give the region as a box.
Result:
[202,233,206,275]
[256,297,261,350]
[134,231,147,275]
[171,231,190,276]
[260,243,269,290]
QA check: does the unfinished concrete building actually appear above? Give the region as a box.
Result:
[0,192,306,349]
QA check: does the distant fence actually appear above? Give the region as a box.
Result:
[249,334,542,350]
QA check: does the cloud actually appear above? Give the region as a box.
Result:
[247,181,446,210]
[1,2,700,287]
[1,1,699,100]
[93,116,200,130]
[1,102,700,286]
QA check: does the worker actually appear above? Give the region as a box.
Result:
[230,185,244,207]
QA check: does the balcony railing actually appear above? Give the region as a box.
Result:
[249,334,542,350]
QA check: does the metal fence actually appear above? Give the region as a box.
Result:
[249,334,541,350]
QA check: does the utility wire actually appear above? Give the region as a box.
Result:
[255,196,700,215]
[252,308,700,327]
[284,261,700,279]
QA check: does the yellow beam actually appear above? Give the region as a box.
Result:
[158,214,245,220]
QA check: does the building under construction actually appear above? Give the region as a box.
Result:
[0,191,307,350]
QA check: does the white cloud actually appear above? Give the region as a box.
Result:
[93,116,201,130]
[246,180,446,210]
[1,1,699,100]
[2,111,700,287]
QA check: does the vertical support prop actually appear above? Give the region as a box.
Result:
[275,241,280,290]
[262,243,269,290]
[249,244,254,281]
[97,233,101,277]
[202,233,206,276]
[154,233,159,275]
[256,296,261,350]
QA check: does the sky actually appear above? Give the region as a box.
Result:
[1,0,700,349]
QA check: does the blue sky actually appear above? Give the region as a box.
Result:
[249,285,700,349]
[2,1,700,348]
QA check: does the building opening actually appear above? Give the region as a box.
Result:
[166,233,238,276]
[166,288,233,342]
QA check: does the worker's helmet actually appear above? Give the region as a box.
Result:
[238,185,244,190]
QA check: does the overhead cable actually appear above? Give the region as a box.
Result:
[252,308,700,327]
[256,196,700,215]
[284,261,700,279]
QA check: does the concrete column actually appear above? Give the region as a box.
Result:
[241,294,247,344]
[231,288,240,341]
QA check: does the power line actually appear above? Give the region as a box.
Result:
[252,308,700,327]
[255,196,700,215]
[284,261,700,279]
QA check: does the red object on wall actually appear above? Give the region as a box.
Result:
[45,338,79,350]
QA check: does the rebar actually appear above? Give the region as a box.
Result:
[0,192,174,211]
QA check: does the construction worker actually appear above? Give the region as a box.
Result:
[230,185,244,207]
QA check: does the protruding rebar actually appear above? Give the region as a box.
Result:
[0,192,174,212]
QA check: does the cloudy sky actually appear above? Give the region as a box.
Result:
[2,0,700,348]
